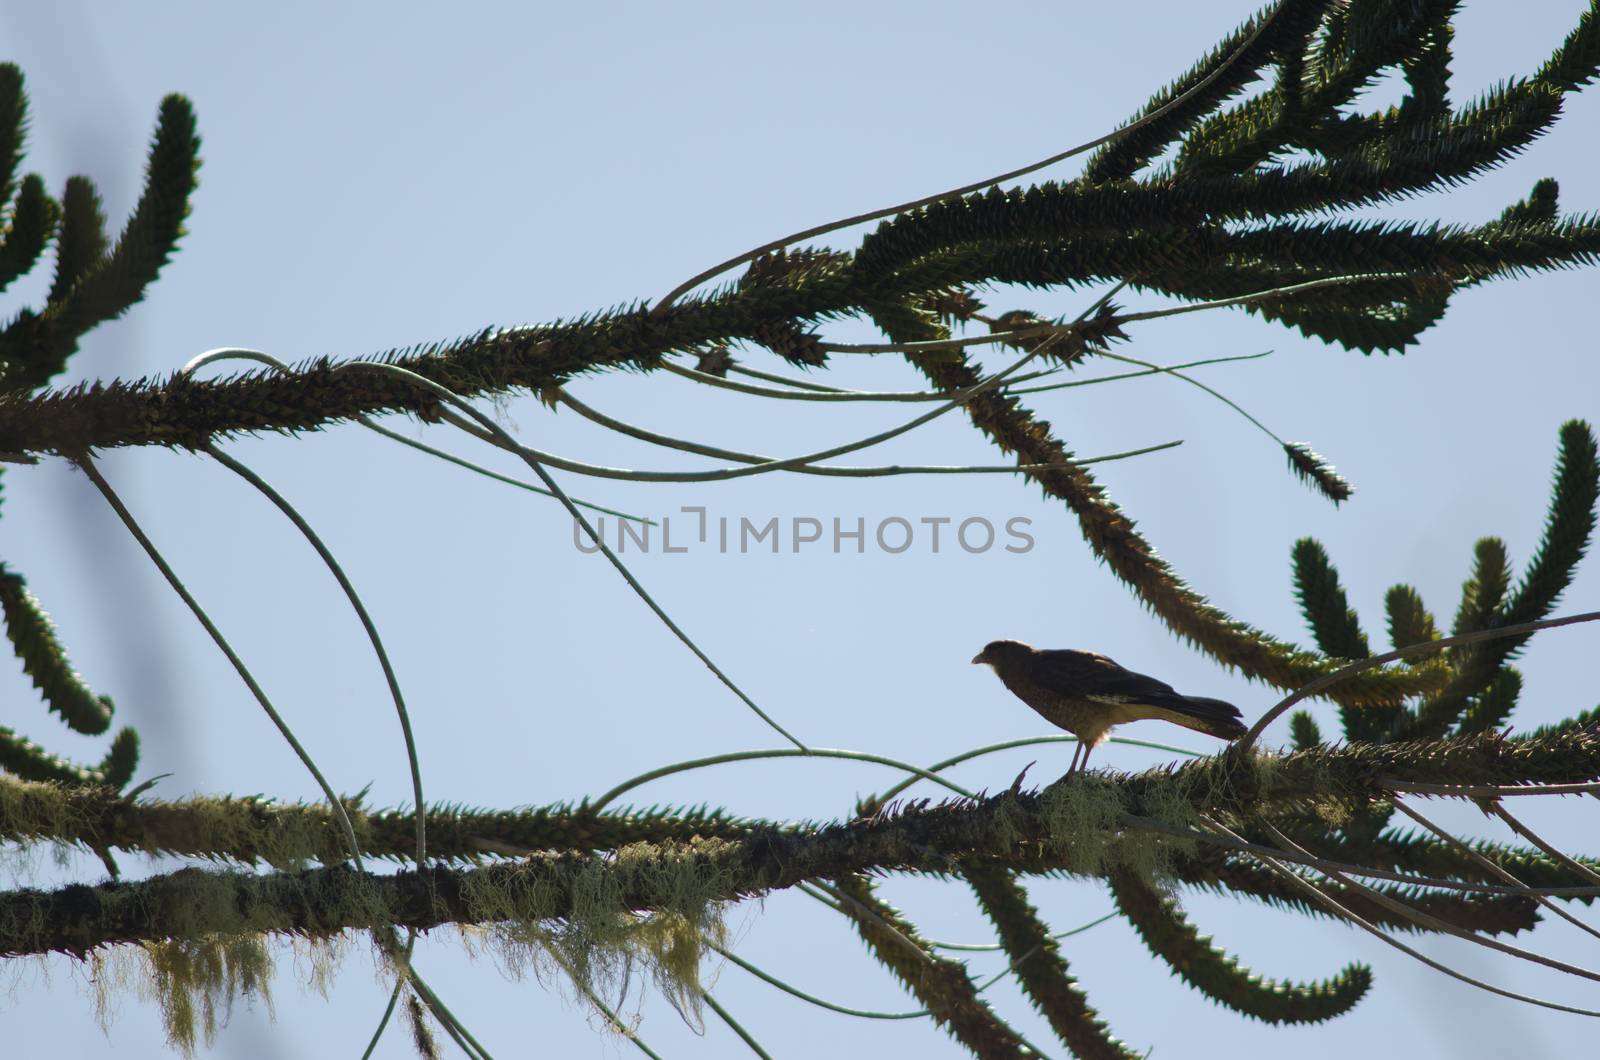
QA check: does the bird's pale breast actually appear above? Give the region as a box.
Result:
[998,673,1133,748]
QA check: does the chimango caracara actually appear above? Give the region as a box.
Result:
[972,640,1247,774]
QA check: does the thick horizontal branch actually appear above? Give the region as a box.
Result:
[0,280,857,454]
[6,728,1600,956]
[0,775,779,865]
[6,727,1600,867]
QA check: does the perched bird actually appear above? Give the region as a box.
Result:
[971,640,1247,774]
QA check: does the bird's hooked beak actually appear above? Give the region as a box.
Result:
[971,651,989,666]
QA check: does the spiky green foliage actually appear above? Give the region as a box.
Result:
[0,90,199,392]
[1291,538,1403,741]
[1084,0,1336,183]
[1284,442,1354,502]
[1292,539,1370,660]
[0,64,24,206]
[1503,421,1599,628]
[1538,1,1600,91]
[968,866,1140,1057]
[0,724,136,788]
[1457,667,1523,735]
[834,873,1036,1057]
[0,70,209,799]
[48,175,109,304]
[0,565,113,735]
[1284,423,1596,750]
[1401,422,1598,738]
[1288,711,1322,751]
[0,173,57,293]
[1385,585,1439,654]
[1453,537,1512,645]
[1108,866,1371,1023]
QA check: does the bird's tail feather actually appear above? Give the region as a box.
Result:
[1143,693,1247,740]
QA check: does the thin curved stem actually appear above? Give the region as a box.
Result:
[361,932,418,1060]
[869,733,1205,808]
[661,357,1051,402]
[587,747,978,813]
[667,351,1265,403]
[1491,803,1600,888]
[358,415,654,524]
[702,991,774,1060]
[372,924,492,1058]
[1108,274,1409,325]
[1091,348,1283,443]
[1393,800,1600,944]
[803,881,940,969]
[1243,610,1600,748]
[545,952,664,1060]
[201,443,429,868]
[183,348,427,866]
[556,388,1056,474]
[556,386,1177,476]
[1006,351,1271,396]
[338,360,808,751]
[361,984,406,1060]
[440,340,1055,484]
[711,942,927,1020]
[931,911,1119,953]
[450,401,1181,479]
[712,912,1116,1020]
[649,10,1279,313]
[726,361,854,391]
[71,454,366,870]
[797,883,1057,1056]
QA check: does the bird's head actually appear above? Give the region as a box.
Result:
[971,639,1034,668]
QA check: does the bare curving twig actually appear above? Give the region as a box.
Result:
[338,360,809,751]
[555,385,1177,477]
[1393,800,1600,944]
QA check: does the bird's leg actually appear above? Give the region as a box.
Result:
[1066,741,1084,775]
[1079,743,1094,774]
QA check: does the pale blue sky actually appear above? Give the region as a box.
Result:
[2,2,1598,1057]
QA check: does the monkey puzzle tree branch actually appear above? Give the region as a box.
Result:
[831,873,1039,1058]
[966,866,1141,1058]
[8,728,1600,959]
[8,728,1600,868]
[1107,864,1372,1024]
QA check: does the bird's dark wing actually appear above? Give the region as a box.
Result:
[1027,650,1178,700]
